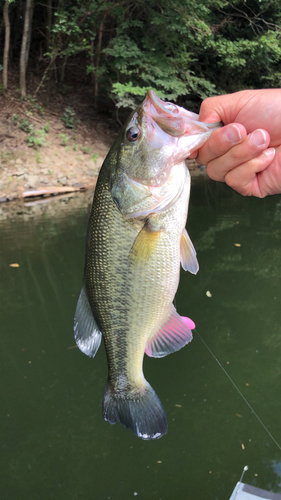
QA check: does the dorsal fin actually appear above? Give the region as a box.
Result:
[180,228,199,274]
[74,282,102,358]
[145,306,193,358]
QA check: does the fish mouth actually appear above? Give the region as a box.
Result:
[146,90,181,118]
[142,90,196,137]
[142,89,221,137]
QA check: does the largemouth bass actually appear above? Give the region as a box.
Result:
[74,90,220,440]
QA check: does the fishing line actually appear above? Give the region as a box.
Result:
[194,327,281,452]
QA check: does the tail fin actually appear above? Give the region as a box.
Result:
[102,381,167,440]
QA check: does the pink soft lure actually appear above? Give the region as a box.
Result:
[181,316,195,330]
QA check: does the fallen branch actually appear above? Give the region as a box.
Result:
[34,54,57,95]
[24,191,78,206]
[23,185,87,198]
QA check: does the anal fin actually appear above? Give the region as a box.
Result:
[74,282,102,358]
[145,306,193,358]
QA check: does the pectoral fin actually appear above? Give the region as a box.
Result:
[74,282,102,358]
[145,306,193,358]
[129,219,162,263]
[180,228,199,274]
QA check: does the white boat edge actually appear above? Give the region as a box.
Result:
[230,481,281,500]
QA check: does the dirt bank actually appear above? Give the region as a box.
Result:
[0,88,115,203]
[0,89,204,204]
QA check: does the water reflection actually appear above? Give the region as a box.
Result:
[272,461,281,489]
[0,179,281,499]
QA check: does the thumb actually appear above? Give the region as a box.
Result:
[198,96,228,124]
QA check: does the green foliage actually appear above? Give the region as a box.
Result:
[0,84,7,95]
[26,95,45,115]
[18,114,49,148]
[0,151,13,164]
[111,82,153,110]
[36,153,42,163]
[27,129,47,148]
[3,0,281,118]
[43,122,50,133]
[51,7,90,56]
[61,107,77,129]
[19,119,33,133]
[81,146,91,154]
[59,133,70,146]
[101,0,281,111]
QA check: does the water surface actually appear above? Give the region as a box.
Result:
[1,179,281,499]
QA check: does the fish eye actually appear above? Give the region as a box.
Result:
[127,126,140,142]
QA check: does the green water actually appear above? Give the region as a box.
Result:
[1,179,281,500]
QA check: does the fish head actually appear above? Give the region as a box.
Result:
[109,89,221,188]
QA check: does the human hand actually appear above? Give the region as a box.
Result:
[194,89,281,197]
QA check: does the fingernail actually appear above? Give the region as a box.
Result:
[263,147,275,158]
[225,125,242,144]
[250,129,267,146]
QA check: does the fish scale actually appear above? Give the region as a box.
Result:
[85,167,142,382]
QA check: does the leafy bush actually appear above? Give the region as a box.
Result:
[59,133,70,146]
[3,0,281,121]
[26,95,45,115]
[61,107,77,129]
[43,122,50,133]
[19,119,33,133]
[27,129,47,148]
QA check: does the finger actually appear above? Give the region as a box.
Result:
[198,90,265,125]
[196,123,247,167]
[198,95,231,123]
[206,129,271,182]
[224,148,276,197]
[189,150,198,159]
[251,145,281,197]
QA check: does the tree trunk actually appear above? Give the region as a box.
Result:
[60,54,68,83]
[93,18,104,108]
[0,17,4,40]
[3,0,10,89]
[46,0,52,51]
[20,0,33,98]
[90,39,94,84]
[25,0,34,68]
[34,52,57,95]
